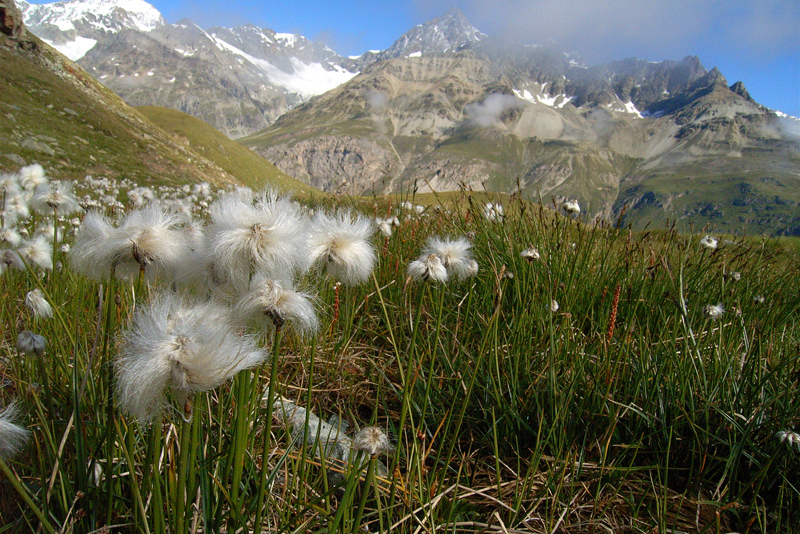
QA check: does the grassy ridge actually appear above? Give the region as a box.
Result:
[0,188,798,532]
[137,106,318,196]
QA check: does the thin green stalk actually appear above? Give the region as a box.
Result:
[352,456,377,531]
[228,371,252,511]
[253,328,284,534]
[116,418,150,534]
[0,456,56,534]
[175,399,196,534]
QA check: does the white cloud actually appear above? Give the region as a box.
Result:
[465,93,521,127]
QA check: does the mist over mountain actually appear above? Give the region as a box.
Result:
[13,0,800,235]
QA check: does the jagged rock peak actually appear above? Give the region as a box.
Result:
[1,0,25,38]
[377,6,487,60]
[729,81,753,101]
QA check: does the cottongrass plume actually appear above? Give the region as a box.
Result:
[408,253,448,283]
[700,235,718,250]
[0,401,30,459]
[520,246,540,261]
[422,236,478,280]
[17,330,47,356]
[207,191,309,288]
[352,426,393,456]
[307,209,376,286]
[25,289,53,319]
[562,199,581,216]
[0,249,25,274]
[704,303,725,320]
[69,203,192,282]
[18,235,53,271]
[31,180,82,216]
[482,202,504,222]
[234,275,319,335]
[776,430,800,451]
[115,292,266,421]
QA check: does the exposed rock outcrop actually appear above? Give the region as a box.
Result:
[0,0,25,39]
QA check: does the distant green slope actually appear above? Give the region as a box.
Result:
[0,30,293,191]
[137,106,318,196]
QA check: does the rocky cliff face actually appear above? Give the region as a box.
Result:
[241,49,799,235]
[1,0,25,38]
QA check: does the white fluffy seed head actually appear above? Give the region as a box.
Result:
[352,426,393,456]
[521,246,540,261]
[700,235,718,250]
[31,181,82,216]
[234,275,319,336]
[0,401,30,459]
[423,236,476,280]
[562,200,581,215]
[307,210,376,286]
[0,248,25,273]
[408,253,448,283]
[208,191,309,288]
[482,202,504,222]
[704,303,725,320]
[18,235,53,270]
[19,164,47,191]
[25,288,53,319]
[69,211,117,280]
[115,292,267,422]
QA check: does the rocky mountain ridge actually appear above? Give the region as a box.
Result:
[240,47,799,235]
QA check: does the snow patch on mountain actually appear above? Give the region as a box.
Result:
[23,0,165,33]
[42,35,98,60]
[514,89,573,109]
[212,36,358,98]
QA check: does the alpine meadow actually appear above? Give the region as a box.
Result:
[2,0,800,533]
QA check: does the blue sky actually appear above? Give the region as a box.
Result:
[148,0,799,116]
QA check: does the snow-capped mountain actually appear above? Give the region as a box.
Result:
[19,0,163,59]
[19,0,362,137]
[374,8,487,61]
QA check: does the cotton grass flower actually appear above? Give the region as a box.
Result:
[700,235,718,250]
[31,180,82,216]
[482,202,504,222]
[550,300,560,313]
[776,430,800,451]
[19,164,47,191]
[234,275,319,335]
[18,235,53,270]
[408,253,448,282]
[25,288,53,319]
[0,401,30,459]
[70,203,192,282]
[0,172,19,194]
[352,426,393,456]
[17,330,47,356]
[69,211,116,280]
[704,303,725,320]
[422,236,477,280]
[0,227,21,248]
[207,191,309,288]
[307,210,376,286]
[0,248,25,274]
[375,217,394,237]
[562,200,581,216]
[115,292,266,421]
[520,246,540,261]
